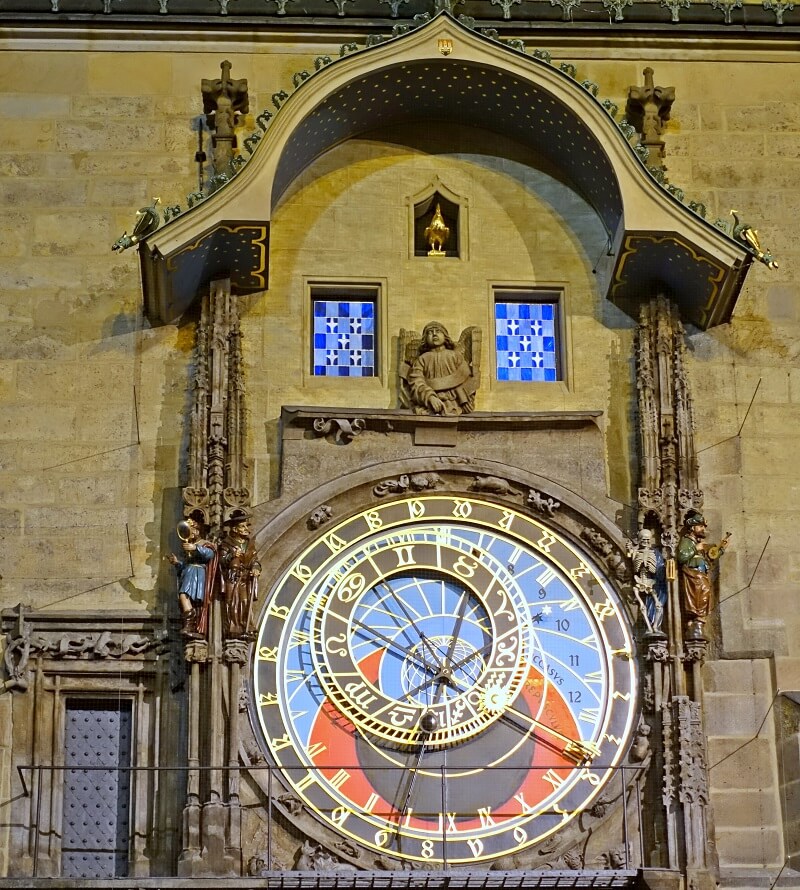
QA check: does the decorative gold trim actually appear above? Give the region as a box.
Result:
[165,223,268,289]
[612,233,726,328]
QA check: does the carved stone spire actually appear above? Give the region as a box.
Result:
[201,60,249,173]
[636,296,701,555]
[626,67,675,165]
[182,278,250,537]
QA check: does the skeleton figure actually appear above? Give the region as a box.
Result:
[629,528,667,636]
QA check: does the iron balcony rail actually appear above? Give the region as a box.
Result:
[16,762,645,880]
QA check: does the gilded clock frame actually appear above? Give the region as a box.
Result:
[246,471,638,869]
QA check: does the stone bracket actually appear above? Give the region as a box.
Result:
[282,405,603,448]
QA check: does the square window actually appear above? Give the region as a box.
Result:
[494,290,562,382]
[311,287,379,377]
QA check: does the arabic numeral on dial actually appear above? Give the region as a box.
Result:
[364,510,383,530]
[568,690,582,703]
[421,840,435,860]
[579,767,601,786]
[556,619,570,632]
[569,654,580,666]
[452,499,472,518]
[375,830,390,848]
[467,838,484,858]
[453,555,478,577]
[513,825,527,846]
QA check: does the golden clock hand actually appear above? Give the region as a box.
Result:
[431,591,470,706]
[443,671,598,765]
[396,712,438,830]
[377,580,443,671]
[498,701,599,765]
[350,616,438,675]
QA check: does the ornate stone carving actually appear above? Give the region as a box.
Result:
[312,417,365,444]
[223,639,249,664]
[675,697,709,805]
[595,845,628,869]
[279,793,304,816]
[399,322,481,415]
[643,672,655,712]
[238,680,250,712]
[242,737,266,765]
[248,852,288,875]
[626,68,675,166]
[588,795,613,819]
[308,505,333,529]
[636,297,699,544]
[469,475,517,496]
[201,60,249,173]
[373,472,442,497]
[527,488,560,516]
[580,527,628,581]
[6,629,164,663]
[2,630,30,692]
[629,722,652,762]
[646,638,670,663]
[295,840,357,871]
[183,639,210,663]
[183,279,251,537]
[683,638,709,664]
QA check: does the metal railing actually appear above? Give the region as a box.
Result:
[16,762,645,880]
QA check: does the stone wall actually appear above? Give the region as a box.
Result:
[0,34,799,884]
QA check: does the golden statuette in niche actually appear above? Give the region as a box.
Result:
[424,202,450,256]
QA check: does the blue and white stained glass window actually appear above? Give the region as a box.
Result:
[495,298,560,382]
[312,297,376,377]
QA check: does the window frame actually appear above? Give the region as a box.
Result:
[305,279,385,384]
[492,285,567,386]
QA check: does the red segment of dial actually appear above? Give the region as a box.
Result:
[304,655,581,832]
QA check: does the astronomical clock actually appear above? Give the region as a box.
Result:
[244,464,641,871]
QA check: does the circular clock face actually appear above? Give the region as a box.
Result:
[253,495,637,866]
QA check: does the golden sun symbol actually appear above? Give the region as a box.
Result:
[481,682,512,714]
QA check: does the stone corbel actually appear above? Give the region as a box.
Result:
[312,417,366,444]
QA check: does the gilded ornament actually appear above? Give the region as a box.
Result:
[424,203,451,255]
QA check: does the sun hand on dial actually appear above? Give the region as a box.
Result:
[432,666,600,765]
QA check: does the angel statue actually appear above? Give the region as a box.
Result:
[399,321,481,416]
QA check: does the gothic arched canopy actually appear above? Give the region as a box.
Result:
[139,13,751,329]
